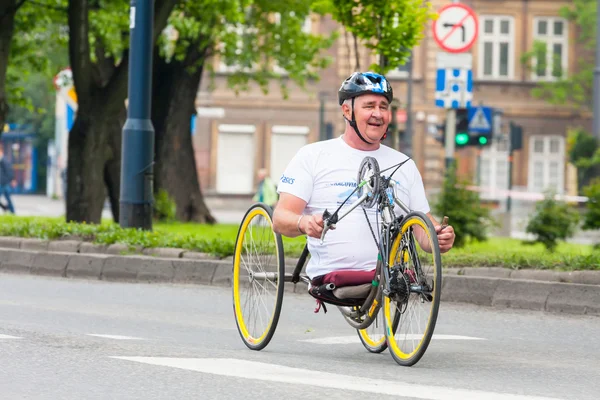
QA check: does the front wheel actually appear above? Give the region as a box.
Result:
[383,211,442,366]
[232,203,285,351]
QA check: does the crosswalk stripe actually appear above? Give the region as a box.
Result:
[0,334,21,339]
[86,334,146,340]
[300,334,486,344]
[110,357,558,400]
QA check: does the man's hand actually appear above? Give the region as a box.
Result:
[435,223,455,253]
[10,180,16,188]
[299,213,335,239]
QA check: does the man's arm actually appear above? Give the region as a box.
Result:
[272,193,326,239]
[412,212,455,254]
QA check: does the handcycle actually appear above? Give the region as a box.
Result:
[232,156,443,366]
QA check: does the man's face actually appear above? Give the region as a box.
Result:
[344,94,391,142]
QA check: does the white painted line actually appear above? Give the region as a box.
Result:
[110,357,559,400]
[300,334,487,345]
[0,334,21,339]
[87,334,146,340]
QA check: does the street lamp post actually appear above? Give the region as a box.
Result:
[594,0,600,140]
[119,0,155,230]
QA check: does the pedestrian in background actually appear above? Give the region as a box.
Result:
[0,145,16,214]
[253,168,278,208]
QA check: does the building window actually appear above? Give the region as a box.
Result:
[532,17,568,80]
[478,16,514,80]
[479,136,509,200]
[528,135,565,194]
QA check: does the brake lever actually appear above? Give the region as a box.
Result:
[320,209,338,245]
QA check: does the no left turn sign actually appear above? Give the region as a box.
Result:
[432,3,479,53]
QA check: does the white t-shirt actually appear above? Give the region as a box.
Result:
[277,136,430,279]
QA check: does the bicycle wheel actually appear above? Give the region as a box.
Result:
[383,211,442,366]
[232,203,285,351]
[357,305,387,353]
[357,295,401,353]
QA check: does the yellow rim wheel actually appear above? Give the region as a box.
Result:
[383,212,442,366]
[232,203,285,351]
[357,298,388,353]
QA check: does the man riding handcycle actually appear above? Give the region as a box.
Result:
[232,71,456,366]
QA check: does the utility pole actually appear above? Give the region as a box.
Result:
[444,109,456,170]
[594,0,600,140]
[404,50,414,157]
[119,0,155,230]
[319,92,327,141]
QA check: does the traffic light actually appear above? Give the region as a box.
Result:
[509,122,523,151]
[454,108,470,147]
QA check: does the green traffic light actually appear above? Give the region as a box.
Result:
[479,136,488,145]
[456,133,469,145]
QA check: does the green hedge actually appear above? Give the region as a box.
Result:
[0,216,598,270]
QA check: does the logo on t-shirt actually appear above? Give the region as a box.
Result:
[280,175,295,185]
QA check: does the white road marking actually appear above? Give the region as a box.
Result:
[86,334,146,340]
[0,334,21,339]
[111,357,560,400]
[300,334,486,344]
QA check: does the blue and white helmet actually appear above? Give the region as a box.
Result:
[338,72,394,106]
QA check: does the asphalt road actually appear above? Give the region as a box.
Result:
[0,274,598,400]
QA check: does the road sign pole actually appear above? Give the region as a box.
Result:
[445,108,456,170]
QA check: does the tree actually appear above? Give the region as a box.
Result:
[152,0,433,222]
[150,0,334,222]
[316,0,434,73]
[64,0,178,223]
[566,128,600,193]
[432,165,496,248]
[521,0,595,110]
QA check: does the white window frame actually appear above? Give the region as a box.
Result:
[477,15,515,80]
[479,136,510,200]
[527,135,565,194]
[531,17,568,81]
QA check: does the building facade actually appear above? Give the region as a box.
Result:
[193,0,591,200]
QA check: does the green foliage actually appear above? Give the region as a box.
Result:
[582,179,600,232]
[162,0,336,98]
[566,128,600,193]
[432,165,496,248]
[153,189,177,222]
[1,215,597,269]
[7,0,69,110]
[525,191,581,252]
[520,0,596,109]
[317,0,434,73]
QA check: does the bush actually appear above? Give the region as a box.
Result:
[582,179,600,247]
[525,190,580,252]
[432,165,496,248]
[153,189,176,222]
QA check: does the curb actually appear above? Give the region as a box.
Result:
[0,237,599,317]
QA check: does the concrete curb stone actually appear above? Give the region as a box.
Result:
[0,236,599,317]
[31,252,70,277]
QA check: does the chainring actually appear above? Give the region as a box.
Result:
[357,156,380,208]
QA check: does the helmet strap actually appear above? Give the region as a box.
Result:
[343,98,386,144]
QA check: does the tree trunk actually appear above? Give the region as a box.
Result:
[65,0,179,223]
[0,0,21,133]
[65,98,111,223]
[152,46,216,223]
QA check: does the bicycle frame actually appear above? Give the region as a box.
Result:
[275,175,416,330]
